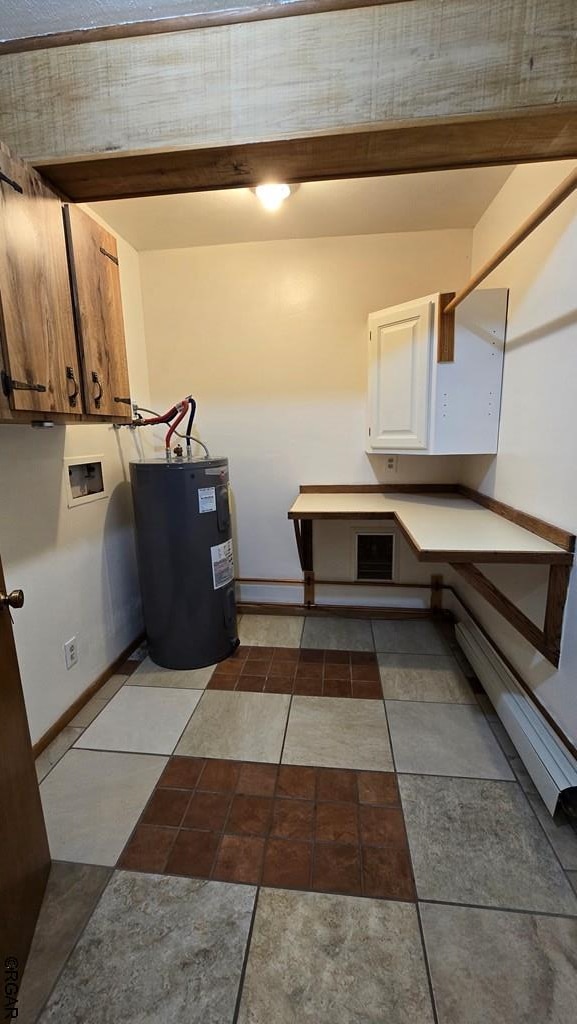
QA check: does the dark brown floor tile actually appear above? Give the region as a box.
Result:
[213,835,265,884]
[351,664,381,682]
[312,843,361,896]
[207,675,238,690]
[239,675,265,692]
[295,663,323,680]
[118,825,176,873]
[276,765,317,800]
[352,679,383,699]
[141,788,191,828]
[159,756,205,790]
[272,648,300,664]
[241,660,269,677]
[183,791,231,830]
[268,662,297,678]
[165,829,220,878]
[245,649,274,663]
[198,758,240,793]
[294,675,323,696]
[324,663,351,681]
[263,676,294,694]
[237,762,278,797]
[359,806,406,846]
[299,648,324,663]
[315,802,358,844]
[323,678,352,698]
[317,767,357,803]
[324,650,350,665]
[231,645,250,660]
[263,839,312,889]
[271,799,314,840]
[362,845,415,900]
[350,652,377,665]
[357,771,399,806]
[213,660,242,677]
[227,794,273,836]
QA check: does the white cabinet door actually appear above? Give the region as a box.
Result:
[368,296,434,450]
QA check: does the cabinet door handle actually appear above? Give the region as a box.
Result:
[0,170,23,194]
[99,246,119,266]
[91,371,103,409]
[66,366,80,407]
[114,396,131,405]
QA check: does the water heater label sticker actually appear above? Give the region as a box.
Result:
[211,539,234,589]
[198,487,216,513]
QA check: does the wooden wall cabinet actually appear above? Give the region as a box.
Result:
[0,141,81,419]
[0,139,132,426]
[367,289,508,455]
[63,205,132,421]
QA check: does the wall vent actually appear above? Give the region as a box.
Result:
[356,533,394,581]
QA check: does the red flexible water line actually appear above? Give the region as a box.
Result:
[165,400,190,452]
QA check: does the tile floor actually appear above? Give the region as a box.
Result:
[22,613,577,1024]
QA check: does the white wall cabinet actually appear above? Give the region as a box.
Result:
[367,289,508,455]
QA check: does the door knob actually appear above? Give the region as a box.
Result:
[0,589,24,610]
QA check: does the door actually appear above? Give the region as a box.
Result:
[0,140,81,415]
[0,554,50,977]
[367,295,434,451]
[63,204,132,420]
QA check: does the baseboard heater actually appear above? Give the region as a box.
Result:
[455,620,577,814]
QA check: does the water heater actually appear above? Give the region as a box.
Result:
[130,457,238,669]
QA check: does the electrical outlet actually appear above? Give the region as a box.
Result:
[386,456,398,472]
[64,636,78,670]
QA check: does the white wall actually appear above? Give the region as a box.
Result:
[0,236,149,745]
[454,159,577,743]
[140,230,471,603]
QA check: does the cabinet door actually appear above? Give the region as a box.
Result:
[64,205,131,419]
[368,296,434,451]
[0,142,81,414]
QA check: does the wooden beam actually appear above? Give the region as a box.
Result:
[444,166,577,314]
[457,485,575,552]
[543,564,572,664]
[451,562,560,666]
[1,2,576,177]
[449,587,577,762]
[0,1,402,55]
[35,110,577,202]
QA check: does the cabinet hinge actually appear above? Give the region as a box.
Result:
[99,246,119,266]
[0,170,23,194]
[368,427,371,436]
[1,371,46,395]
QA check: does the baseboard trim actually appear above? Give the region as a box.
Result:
[32,632,145,758]
[238,601,444,620]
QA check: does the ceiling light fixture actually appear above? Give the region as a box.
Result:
[255,183,291,212]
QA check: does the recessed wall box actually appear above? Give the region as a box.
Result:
[64,456,107,508]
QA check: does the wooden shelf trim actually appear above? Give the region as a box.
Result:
[288,483,574,664]
[443,166,577,316]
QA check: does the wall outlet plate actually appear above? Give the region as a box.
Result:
[64,636,78,670]
[385,455,398,472]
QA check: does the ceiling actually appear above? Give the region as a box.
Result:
[1,1,208,40]
[90,166,513,251]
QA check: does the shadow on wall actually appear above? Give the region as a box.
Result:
[505,309,577,352]
[0,425,67,563]
[99,478,143,658]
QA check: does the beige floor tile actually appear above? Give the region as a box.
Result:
[75,686,202,755]
[175,691,291,762]
[40,749,167,865]
[282,696,393,771]
[379,653,475,703]
[35,727,84,783]
[386,701,514,779]
[239,615,304,648]
[127,655,215,689]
